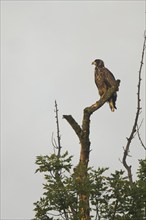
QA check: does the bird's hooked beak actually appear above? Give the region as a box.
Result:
[92,61,96,65]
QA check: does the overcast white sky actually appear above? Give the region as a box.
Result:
[1,1,145,219]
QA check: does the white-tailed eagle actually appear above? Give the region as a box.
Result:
[92,59,118,112]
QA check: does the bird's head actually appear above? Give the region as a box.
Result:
[92,59,104,68]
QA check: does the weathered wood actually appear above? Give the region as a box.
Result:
[63,80,120,220]
[63,115,82,139]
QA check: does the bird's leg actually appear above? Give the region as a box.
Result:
[100,92,106,99]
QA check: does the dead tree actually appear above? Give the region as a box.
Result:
[55,100,62,157]
[122,37,146,183]
[63,80,120,220]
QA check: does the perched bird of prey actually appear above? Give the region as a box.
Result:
[92,59,117,112]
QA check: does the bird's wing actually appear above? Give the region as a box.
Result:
[102,68,116,87]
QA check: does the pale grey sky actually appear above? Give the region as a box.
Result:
[1,1,145,219]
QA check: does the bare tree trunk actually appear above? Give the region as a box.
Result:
[122,37,146,183]
[55,100,62,157]
[63,80,120,220]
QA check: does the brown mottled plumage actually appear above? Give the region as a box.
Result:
[92,59,117,112]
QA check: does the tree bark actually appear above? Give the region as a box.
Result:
[63,80,120,220]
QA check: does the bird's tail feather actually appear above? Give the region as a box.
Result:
[109,100,116,112]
